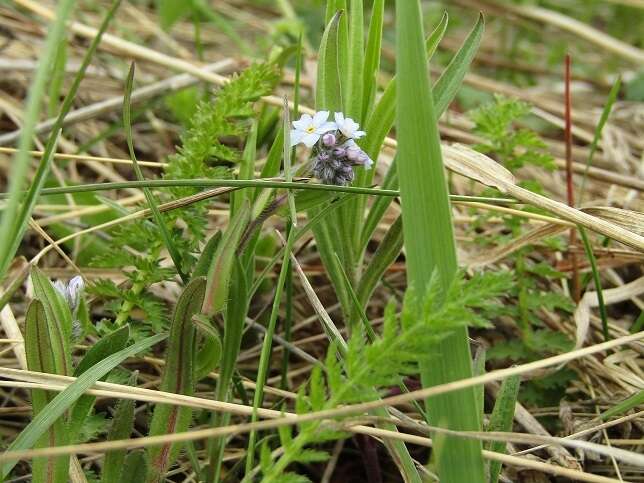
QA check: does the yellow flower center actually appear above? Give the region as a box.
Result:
[306,126,315,133]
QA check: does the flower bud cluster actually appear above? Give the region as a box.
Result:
[290,111,373,186]
[54,275,84,337]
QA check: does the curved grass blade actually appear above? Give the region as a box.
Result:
[2,333,166,478]
[124,62,188,283]
[145,277,206,483]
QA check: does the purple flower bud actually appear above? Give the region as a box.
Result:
[332,147,346,157]
[321,133,336,147]
[346,147,360,161]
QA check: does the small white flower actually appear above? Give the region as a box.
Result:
[290,111,336,148]
[334,112,365,139]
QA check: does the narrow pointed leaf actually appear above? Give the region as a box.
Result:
[486,375,520,483]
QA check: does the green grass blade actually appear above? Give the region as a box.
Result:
[361,0,384,122]
[245,228,297,474]
[395,2,484,482]
[346,0,364,119]
[356,215,403,309]
[579,228,609,340]
[23,300,70,483]
[316,10,344,112]
[577,77,621,205]
[48,39,67,118]
[123,62,188,283]
[17,179,516,203]
[122,451,148,483]
[0,0,118,279]
[2,333,166,478]
[100,372,138,483]
[207,259,249,482]
[486,376,520,483]
[146,278,206,482]
[358,12,482,255]
[599,391,644,421]
[433,13,484,116]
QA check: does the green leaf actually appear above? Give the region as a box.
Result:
[30,267,73,372]
[206,258,250,482]
[395,2,484,482]
[69,325,130,441]
[316,11,343,112]
[361,0,384,122]
[192,314,222,381]
[156,0,192,30]
[23,300,70,483]
[346,0,364,119]
[101,372,138,483]
[145,277,206,482]
[192,230,222,278]
[2,332,166,478]
[122,451,147,483]
[202,202,250,316]
[486,376,520,483]
[356,216,403,310]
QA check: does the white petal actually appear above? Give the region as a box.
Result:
[334,112,345,125]
[301,132,320,148]
[290,129,305,146]
[315,121,337,134]
[312,110,330,127]
[292,114,312,130]
[353,130,366,139]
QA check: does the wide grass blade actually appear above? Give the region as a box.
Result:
[146,277,206,482]
[2,333,166,478]
[395,2,485,482]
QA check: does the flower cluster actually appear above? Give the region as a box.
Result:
[290,111,372,186]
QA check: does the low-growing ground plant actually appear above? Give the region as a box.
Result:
[0,1,642,482]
